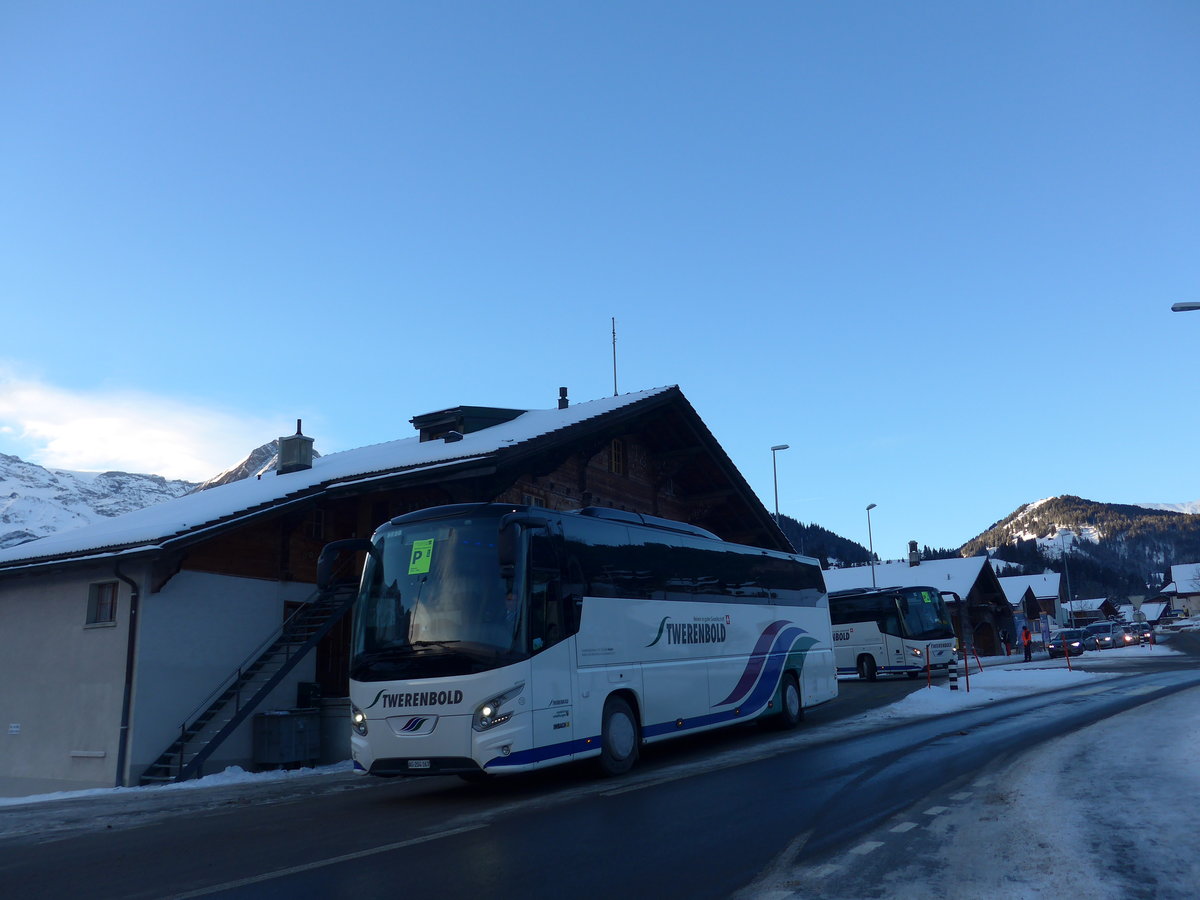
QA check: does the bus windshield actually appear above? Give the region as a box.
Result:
[897,587,955,640]
[350,514,526,681]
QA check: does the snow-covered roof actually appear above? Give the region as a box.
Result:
[1000,580,1035,606]
[823,557,990,601]
[997,571,1061,607]
[1138,601,1170,620]
[1169,563,1200,594]
[1063,597,1108,612]
[0,387,675,569]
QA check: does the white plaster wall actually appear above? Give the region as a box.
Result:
[0,562,141,797]
[130,571,316,779]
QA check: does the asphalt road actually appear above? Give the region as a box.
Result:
[3,638,1196,900]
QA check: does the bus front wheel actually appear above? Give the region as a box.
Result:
[599,695,640,777]
[858,656,878,681]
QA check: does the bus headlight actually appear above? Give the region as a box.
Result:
[473,683,525,732]
[910,647,923,658]
[351,704,368,737]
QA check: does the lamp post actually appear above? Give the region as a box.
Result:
[1061,534,1075,628]
[1171,302,1200,312]
[866,503,877,588]
[770,444,789,521]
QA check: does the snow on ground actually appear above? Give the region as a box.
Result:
[0,759,356,809]
[879,671,1200,900]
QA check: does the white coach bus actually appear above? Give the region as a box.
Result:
[828,585,957,680]
[320,503,837,780]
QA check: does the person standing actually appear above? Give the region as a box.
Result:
[1021,625,1033,662]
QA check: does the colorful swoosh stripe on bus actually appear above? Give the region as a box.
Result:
[713,619,794,706]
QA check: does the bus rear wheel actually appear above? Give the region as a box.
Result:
[598,695,639,777]
[858,656,878,681]
[773,672,803,729]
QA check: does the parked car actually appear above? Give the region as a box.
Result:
[1046,629,1087,658]
[1085,621,1129,650]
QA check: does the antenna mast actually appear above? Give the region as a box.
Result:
[611,317,618,396]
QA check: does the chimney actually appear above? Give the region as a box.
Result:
[908,540,920,567]
[558,387,569,409]
[277,419,315,475]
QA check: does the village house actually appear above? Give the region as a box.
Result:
[1165,563,1200,616]
[998,570,1065,640]
[0,386,790,798]
[1061,597,1119,625]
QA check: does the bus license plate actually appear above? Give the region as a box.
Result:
[407,759,431,770]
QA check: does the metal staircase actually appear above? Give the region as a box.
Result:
[137,582,358,785]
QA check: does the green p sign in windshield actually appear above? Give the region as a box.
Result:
[408,539,435,575]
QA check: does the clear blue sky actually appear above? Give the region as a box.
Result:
[2,2,1197,560]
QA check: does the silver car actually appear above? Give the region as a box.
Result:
[1085,621,1131,649]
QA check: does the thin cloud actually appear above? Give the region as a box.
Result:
[0,374,283,481]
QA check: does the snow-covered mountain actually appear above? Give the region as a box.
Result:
[191,439,319,491]
[0,453,197,549]
[962,494,1200,598]
[0,439,321,550]
[1135,500,1200,516]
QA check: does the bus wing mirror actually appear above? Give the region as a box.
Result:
[317,538,376,590]
[498,513,552,570]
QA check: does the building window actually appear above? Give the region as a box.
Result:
[86,582,118,626]
[609,439,627,476]
[309,509,326,541]
[522,492,545,508]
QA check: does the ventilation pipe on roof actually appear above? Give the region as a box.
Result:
[277,419,315,474]
[558,387,569,409]
[908,541,920,567]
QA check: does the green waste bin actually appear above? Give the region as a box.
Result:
[253,708,321,768]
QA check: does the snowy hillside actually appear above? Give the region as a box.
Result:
[1136,500,1200,515]
[0,438,322,550]
[0,453,197,549]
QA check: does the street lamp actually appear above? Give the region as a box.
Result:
[1171,302,1200,312]
[770,444,790,520]
[866,503,877,588]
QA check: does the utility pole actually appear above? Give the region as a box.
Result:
[611,317,618,396]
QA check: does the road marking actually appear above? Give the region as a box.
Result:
[890,821,919,833]
[1122,685,1159,695]
[600,770,699,796]
[923,806,949,816]
[850,841,885,856]
[165,823,489,899]
[733,830,814,899]
[949,791,973,801]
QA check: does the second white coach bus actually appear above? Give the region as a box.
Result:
[828,585,957,680]
[320,503,837,779]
